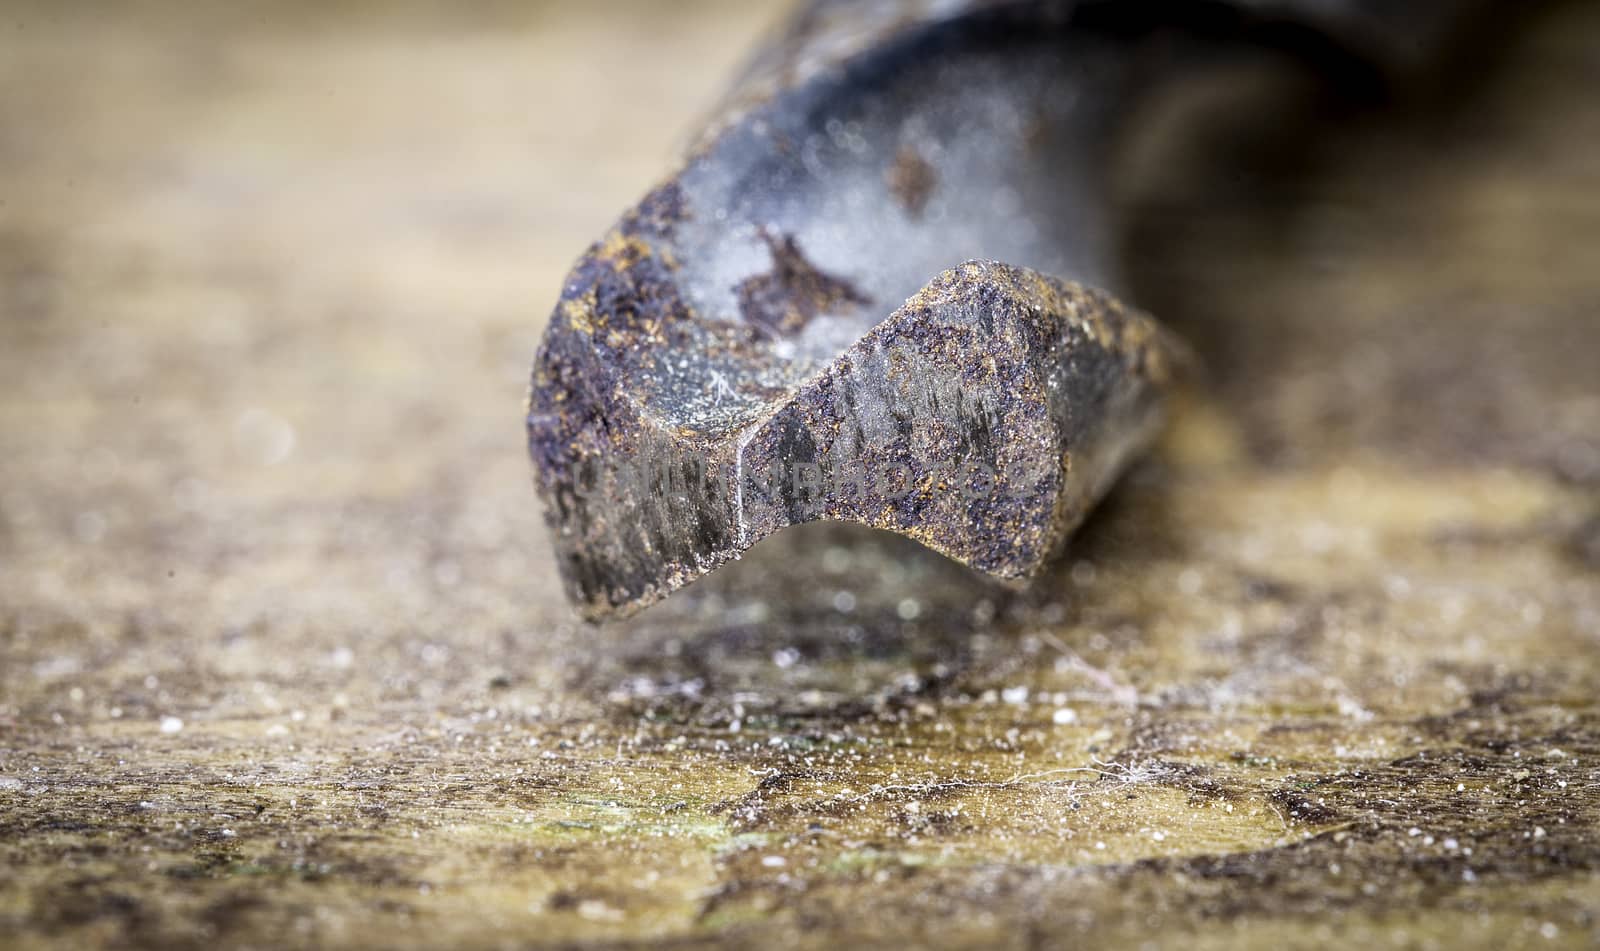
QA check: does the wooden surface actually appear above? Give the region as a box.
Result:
[1,1,1598,948]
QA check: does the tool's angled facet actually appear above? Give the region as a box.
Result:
[527,0,1484,620]
[530,252,1181,620]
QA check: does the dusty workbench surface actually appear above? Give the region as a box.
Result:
[1,1,1597,948]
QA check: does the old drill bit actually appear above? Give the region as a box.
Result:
[528,0,1483,620]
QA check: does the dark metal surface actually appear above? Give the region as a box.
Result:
[526,0,1483,620]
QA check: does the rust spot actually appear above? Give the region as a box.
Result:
[886,144,937,217]
[734,229,870,338]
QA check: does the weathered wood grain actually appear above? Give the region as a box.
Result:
[1,1,1596,948]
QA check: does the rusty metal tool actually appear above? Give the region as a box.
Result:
[527,0,1483,620]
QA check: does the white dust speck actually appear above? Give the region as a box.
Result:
[159,716,184,734]
[1000,686,1029,704]
[761,855,787,868]
[896,598,922,621]
[233,408,296,466]
[577,899,623,922]
[1383,574,1412,599]
[1052,707,1078,725]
